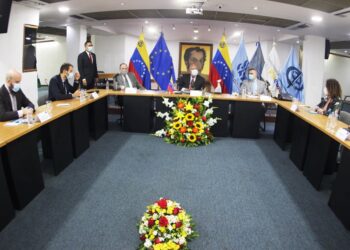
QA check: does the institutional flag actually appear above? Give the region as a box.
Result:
[262,45,281,96]
[249,42,265,79]
[278,47,304,102]
[209,34,233,93]
[150,33,176,91]
[231,37,249,93]
[129,33,151,89]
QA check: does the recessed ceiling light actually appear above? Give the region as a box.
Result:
[172,25,176,30]
[190,21,193,24]
[103,22,107,26]
[58,6,70,13]
[147,26,157,34]
[121,2,125,6]
[193,36,198,40]
[144,20,149,24]
[345,50,348,53]
[208,26,211,32]
[233,31,241,37]
[193,28,199,33]
[311,15,323,23]
[277,29,280,32]
[253,6,258,10]
[296,40,300,44]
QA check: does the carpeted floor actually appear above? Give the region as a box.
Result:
[0,121,350,250]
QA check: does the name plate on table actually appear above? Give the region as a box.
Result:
[37,112,51,123]
[190,90,202,97]
[125,87,137,94]
[290,104,298,112]
[260,95,272,101]
[335,128,350,141]
[91,92,99,99]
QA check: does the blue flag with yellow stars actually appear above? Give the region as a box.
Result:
[150,33,176,90]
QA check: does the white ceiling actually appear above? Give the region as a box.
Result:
[32,0,350,43]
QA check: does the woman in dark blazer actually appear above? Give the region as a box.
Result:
[315,79,342,116]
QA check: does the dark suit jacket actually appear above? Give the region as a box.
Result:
[177,74,205,90]
[0,84,34,121]
[48,75,79,101]
[77,51,98,89]
[115,72,144,89]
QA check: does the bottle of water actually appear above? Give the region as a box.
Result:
[80,89,85,102]
[106,81,109,91]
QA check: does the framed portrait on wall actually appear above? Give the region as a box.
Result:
[178,42,213,79]
[23,24,38,72]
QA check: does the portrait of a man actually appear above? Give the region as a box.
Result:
[179,43,213,78]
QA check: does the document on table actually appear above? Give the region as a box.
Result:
[4,118,27,126]
[56,103,70,107]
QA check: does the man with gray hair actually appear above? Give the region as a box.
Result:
[0,69,34,121]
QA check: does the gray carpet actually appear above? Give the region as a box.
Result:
[0,122,350,250]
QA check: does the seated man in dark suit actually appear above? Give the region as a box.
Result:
[177,64,205,91]
[114,63,145,90]
[48,63,81,101]
[0,69,35,121]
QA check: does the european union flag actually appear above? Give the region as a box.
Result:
[249,42,265,80]
[231,37,249,93]
[278,47,304,102]
[150,33,176,91]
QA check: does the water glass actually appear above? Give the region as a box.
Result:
[45,100,52,114]
[241,88,247,98]
[27,109,34,125]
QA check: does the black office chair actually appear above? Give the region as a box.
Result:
[340,96,350,113]
[113,73,124,125]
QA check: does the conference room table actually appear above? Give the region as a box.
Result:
[0,89,350,232]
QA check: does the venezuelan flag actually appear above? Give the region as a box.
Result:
[209,34,233,93]
[129,33,151,89]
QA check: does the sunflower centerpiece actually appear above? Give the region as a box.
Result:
[154,97,219,147]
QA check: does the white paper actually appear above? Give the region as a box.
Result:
[335,128,350,141]
[290,104,298,112]
[56,103,70,107]
[260,95,272,101]
[190,90,202,97]
[91,92,99,99]
[37,112,51,123]
[125,87,137,94]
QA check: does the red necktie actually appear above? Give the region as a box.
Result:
[190,77,195,90]
[88,53,93,63]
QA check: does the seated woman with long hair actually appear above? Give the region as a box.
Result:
[315,79,342,115]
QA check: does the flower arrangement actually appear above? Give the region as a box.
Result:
[155,97,219,147]
[137,198,199,250]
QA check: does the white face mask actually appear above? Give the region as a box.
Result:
[67,72,74,85]
[191,69,198,76]
[12,83,21,92]
[87,46,93,52]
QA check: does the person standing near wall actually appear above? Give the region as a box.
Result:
[77,41,98,89]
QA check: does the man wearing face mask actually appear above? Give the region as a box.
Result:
[48,63,81,101]
[241,68,269,96]
[78,41,98,90]
[115,63,145,89]
[0,69,34,121]
[177,64,205,91]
